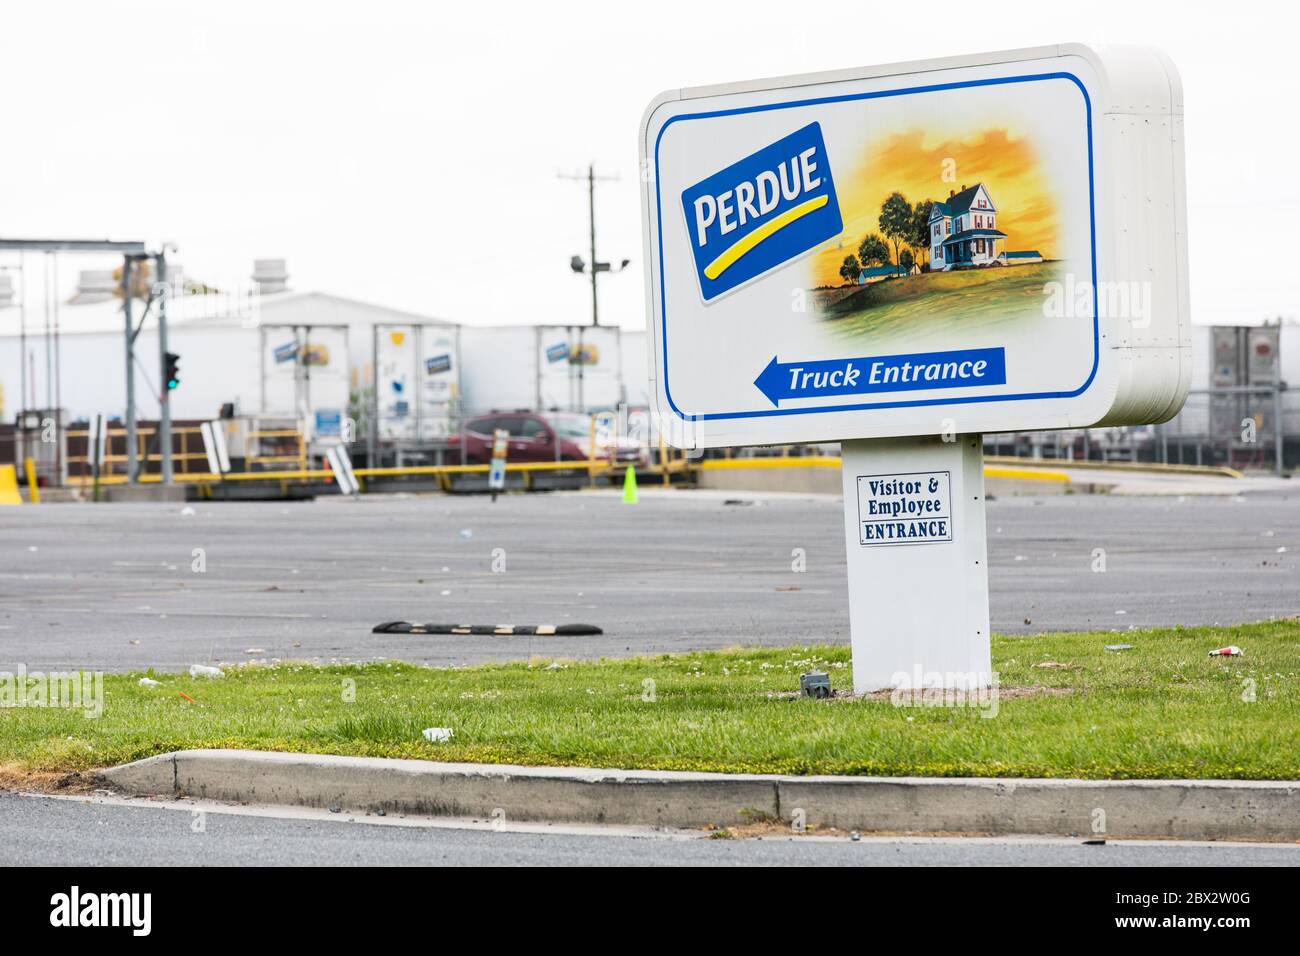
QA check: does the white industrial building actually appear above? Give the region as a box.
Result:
[0,258,650,467]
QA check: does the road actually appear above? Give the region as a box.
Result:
[0,486,1296,671]
[3,792,1297,866]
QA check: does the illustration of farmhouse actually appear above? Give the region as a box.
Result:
[815,132,1061,338]
[927,183,1040,271]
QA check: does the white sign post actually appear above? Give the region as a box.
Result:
[640,44,1190,692]
[842,434,990,691]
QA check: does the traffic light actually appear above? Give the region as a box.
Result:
[164,352,181,390]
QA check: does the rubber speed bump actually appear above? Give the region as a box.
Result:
[372,622,603,636]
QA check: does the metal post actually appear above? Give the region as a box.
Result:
[588,164,598,328]
[368,325,378,469]
[18,254,27,415]
[659,428,669,486]
[412,326,421,446]
[122,256,138,484]
[577,325,586,413]
[558,165,624,331]
[43,254,52,417]
[156,253,173,484]
[1273,382,1285,477]
[52,253,62,486]
[92,413,104,503]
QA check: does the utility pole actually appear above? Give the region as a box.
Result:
[122,256,138,484]
[559,164,630,413]
[587,167,597,326]
[559,163,629,328]
[156,251,173,484]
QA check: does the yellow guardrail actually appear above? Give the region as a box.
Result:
[63,458,617,488]
[702,456,1069,483]
[983,465,1070,483]
[64,425,212,479]
[983,455,1242,479]
[62,424,312,479]
[55,447,1245,493]
[699,456,841,471]
[61,455,1072,489]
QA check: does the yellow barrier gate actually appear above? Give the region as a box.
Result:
[0,464,22,505]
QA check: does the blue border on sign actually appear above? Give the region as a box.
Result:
[652,71,1099,423]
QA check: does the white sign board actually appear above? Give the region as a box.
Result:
[856,471,952,546]
[641,44,1190,694]
[640,44,1190,449]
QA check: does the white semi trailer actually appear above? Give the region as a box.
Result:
[458,324,634,414]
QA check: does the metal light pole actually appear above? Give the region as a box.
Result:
[586,166,597,326]
[559,164,630,414]
[156,252,173,484]
[560,163,630,328]
[122,256,138,483]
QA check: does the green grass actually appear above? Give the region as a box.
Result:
[822,260,1063,341]
[3,620,1298,780]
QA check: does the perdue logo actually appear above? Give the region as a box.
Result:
[680,121,842,301]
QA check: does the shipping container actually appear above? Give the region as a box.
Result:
[372,323,462,443]
[458,324,629,414]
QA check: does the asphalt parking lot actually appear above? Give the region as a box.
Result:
[0,486,1296,672]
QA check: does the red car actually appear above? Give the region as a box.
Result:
[460,412,594,464]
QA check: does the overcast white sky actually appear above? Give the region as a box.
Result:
[1,0,1294,329]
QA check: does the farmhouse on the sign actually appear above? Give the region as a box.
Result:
[928,183,1037,271]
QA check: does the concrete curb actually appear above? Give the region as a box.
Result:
[98,751,778,829]
[96,750,1300,840]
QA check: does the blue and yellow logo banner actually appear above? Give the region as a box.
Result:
[680,121,841,301]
